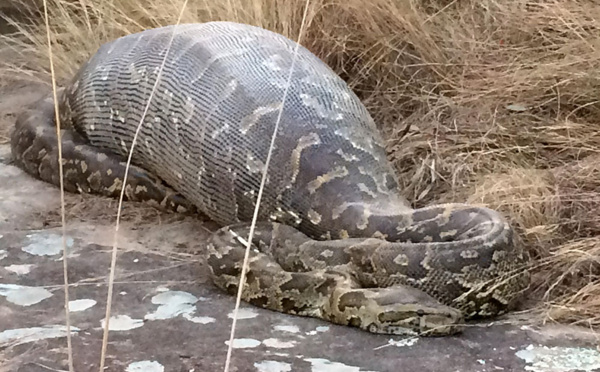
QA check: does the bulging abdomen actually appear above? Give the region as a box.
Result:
[60,22,406,232]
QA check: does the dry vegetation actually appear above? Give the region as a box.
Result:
[2,0,600,329]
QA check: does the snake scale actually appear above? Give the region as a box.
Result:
[10,22,530,336]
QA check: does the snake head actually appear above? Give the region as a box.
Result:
[369,303,464,336]
[335,285,464,336]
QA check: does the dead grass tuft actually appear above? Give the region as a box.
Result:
[3,0,600,328]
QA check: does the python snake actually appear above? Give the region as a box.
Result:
[10,22,530,336]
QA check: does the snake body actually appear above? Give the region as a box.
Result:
[10,22,530,336]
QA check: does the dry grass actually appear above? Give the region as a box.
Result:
[2,0,600,329]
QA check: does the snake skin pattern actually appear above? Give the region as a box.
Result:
[10,22,530,336]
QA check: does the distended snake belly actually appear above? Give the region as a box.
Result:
[10,21,530,336]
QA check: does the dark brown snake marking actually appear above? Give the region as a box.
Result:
[10,22,530,336]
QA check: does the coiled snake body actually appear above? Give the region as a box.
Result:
[10,22,530,336]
